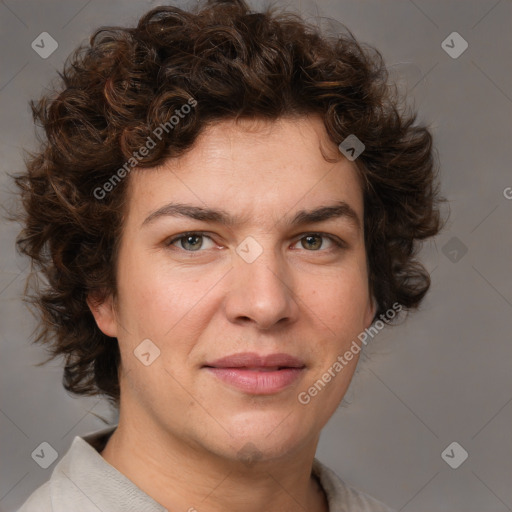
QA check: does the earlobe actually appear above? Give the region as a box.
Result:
[86,292,118,338]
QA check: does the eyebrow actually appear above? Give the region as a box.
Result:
[141,200,361,231]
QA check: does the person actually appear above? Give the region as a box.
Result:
[13,0,443,510]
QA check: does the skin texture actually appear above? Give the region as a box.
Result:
[88,114,375,512]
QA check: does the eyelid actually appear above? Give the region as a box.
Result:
[166,231,217,250]
[290,232,347,251]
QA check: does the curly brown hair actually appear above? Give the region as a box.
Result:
[11,0,444,407]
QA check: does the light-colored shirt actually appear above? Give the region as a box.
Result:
[18,425,396,512]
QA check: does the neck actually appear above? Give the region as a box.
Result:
[100,419,328,512]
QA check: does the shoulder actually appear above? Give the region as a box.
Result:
[17,426,117,512]
[313,458,397,512]
[17,480,52,512]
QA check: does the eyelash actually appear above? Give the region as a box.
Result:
[165,231,347,253]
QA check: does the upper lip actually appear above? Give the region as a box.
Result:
[203,352,306,369]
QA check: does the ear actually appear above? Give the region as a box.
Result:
[86,291,118,338]
[364,294,377,329]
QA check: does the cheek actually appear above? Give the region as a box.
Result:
[116,252,222,350]
[302,263,370,332]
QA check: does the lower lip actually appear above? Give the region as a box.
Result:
[205,367,305,394]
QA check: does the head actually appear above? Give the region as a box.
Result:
[14,0,442,461]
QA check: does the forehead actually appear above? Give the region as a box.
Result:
[124,115,364,229]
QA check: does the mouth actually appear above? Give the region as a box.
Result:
[203,352,306,369]
[212,366,293,371]
[202,352,306,395]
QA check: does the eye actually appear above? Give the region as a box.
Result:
[166,232,216,252]
[292,233,345,251]
[165,231,346,254]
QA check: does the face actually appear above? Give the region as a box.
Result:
[89,115,375,464]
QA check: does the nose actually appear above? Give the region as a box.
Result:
[223,241,299,330]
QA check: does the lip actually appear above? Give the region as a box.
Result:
[203,352,306,395]
[204,352,305,369]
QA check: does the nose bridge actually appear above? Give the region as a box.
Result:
[225,235,297,328]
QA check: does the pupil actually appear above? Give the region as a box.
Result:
[304,235,320,250]
[185,235,201,250]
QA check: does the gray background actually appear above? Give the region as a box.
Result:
[1,0,511,510]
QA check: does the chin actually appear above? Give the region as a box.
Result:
[225,420,309,458]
